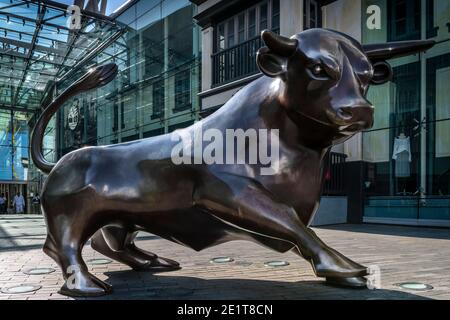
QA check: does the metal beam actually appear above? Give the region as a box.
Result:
[37,0,116,23]
[41,14,91,105]
[55,17,97,79]
[12,2,46,109]
[0,104,38,113]
[0,9,71,32]
[0,36,65,56]
[57,28,126,83]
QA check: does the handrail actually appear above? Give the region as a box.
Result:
[323,152,347,196]
[212,35,263,86]
[212,35,261,57]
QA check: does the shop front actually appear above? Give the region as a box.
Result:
[362,0,450,226]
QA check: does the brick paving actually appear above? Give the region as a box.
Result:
[0,215,450,300]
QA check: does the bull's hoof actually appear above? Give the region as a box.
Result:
[133,256,181,272]
[312,261,368,278]
[325,276,368,289]
[58,274,113,297]
[310,249,369,278]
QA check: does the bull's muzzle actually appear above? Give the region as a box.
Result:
[329,105,375,133]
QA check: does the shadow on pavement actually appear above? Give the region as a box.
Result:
[0,224,19,249]
[74,270,432,300]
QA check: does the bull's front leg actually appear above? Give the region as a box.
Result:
[195,174,368,279]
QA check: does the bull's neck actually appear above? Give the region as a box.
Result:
[259,79,333,154]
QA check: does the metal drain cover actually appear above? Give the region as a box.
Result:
[23,268,56,275]
[264,261,290,268]
[396,282,433,291]
[1,284,42,294]
[210,257,234,264]
[87,258,113,265]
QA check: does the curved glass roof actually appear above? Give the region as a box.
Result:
[0,0,125,111]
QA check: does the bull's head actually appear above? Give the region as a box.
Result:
[257,29,434,145]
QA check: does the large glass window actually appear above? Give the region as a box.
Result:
[388,0,421,41]
[174,69,191,111]
[152,79,165,119]
[55,0,201,155]
[362,0,450,224]
[215,0,280,52]
[0,110,31,182]
[212,1,280,86]
[304,0,321,30]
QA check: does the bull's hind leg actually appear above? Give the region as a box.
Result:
[91,226,180,271]
[196,175,368,279]
[43,210,112,297]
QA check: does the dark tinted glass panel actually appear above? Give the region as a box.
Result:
[218,24,225,51]
[272,0,280,31]
[174,69,191,110]
[260,3,268,31]
[152,79,165,118]
[227,19,235,47]
[168,6,193,68]
[248,8,256,38]
[238,14,245,43]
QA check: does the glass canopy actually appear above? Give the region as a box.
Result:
[0,0,125,112]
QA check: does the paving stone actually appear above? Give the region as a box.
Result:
[0,215,449,299]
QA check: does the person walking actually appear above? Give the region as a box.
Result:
[0,193,6,214]
[13,192,25,214]
[32,194,41,215]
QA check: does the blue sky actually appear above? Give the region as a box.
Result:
[55,0,130,16]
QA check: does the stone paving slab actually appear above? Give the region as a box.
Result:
[0,215,449,300]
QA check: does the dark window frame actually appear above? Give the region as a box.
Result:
[151,79,165,120]
[173,69,192,112]
[303,0,322,30]
[388,0,421,41]
[214,0,280,53]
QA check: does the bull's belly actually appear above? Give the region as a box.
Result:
[131,207,294,253]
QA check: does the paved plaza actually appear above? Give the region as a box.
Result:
[0,215,449,300]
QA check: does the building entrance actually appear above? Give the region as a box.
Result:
[0,183,27,214]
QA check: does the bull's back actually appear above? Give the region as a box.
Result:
[42,135,198,213]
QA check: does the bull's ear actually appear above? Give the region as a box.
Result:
[257,30,298,80]
[257,46,288,79]
[371,61,393,85]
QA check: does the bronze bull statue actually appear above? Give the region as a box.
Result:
[31,28,434,297]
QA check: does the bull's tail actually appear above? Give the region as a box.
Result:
[31,63,118,174]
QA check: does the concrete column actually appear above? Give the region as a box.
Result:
[138,32,145,139]
[118,96,123,142]
[322,0,363,162]
[163,16,170,133]
[201,26,213,92]
[322,0,362,41]
[280,0,303,36]
[322,0,364,224]
[192,20,201,121]
[420,0,427,197]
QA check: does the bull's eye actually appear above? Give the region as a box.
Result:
[312,64,323,76]
[310,64,329,79]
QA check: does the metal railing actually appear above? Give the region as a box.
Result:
[212,35,263,86]
[323,152,347,196]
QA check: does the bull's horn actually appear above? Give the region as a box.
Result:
[363,40,435,61]
[261,30,298,57]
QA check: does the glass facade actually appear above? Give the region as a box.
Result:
[362,0,450,223]
[55,0,201,157]
[0,0,124,210]
[0,111,28,181]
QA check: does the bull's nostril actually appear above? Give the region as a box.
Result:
[337,108,353,120]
